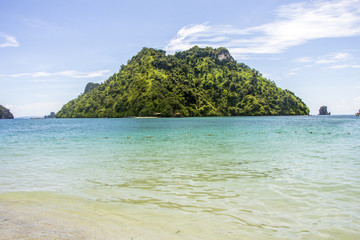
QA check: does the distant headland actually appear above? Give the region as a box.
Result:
[30,112,56,119]
[56,46,309,118]
[45,112,56,119]
[0,105,14,119]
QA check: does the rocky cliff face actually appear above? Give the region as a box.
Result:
[319,106,330,115]
[217,48,234,62]
[0,105,14,119]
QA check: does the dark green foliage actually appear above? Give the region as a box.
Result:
[56,47,309,118]
[0,105,14,119]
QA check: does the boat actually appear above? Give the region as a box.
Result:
[356,109,360,116]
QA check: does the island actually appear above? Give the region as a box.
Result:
[0,105,14,119]
[319,106,330,115]
[44,112,56,119]
[56,47,309,118]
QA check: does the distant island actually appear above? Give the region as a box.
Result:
[44,112,56,119]
[0,105,14,119]
[319,106,330,115]
[56,46,309,118]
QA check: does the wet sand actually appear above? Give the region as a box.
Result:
[0,192,140,240]
[0,198,107,240]
[0,192,206,240]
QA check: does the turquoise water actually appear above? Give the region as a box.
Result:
[0,116,359,239]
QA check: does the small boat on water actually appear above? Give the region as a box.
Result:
[356,109,360,116]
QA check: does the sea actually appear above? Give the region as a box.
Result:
[0,116,359,240]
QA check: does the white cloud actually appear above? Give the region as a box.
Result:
[290,51,359,74]
[329,64,360,69]
[9,70,110,79]
[316,52,352,64]
[4,104,15,110]
[0,33,19,48]
[5,102,63,117]
[165,0,360,56]
[293,51,352,64]
[293,57,313,63]
[28,79,64,83]
[288,64,314,74]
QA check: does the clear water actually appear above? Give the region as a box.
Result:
[0,116,359,239]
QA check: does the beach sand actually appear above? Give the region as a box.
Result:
[1,191,359,240]
[0,198,109,240]
[0,192,140,240]
[0,192,208,240]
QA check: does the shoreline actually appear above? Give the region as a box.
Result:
[11,114,359,119]
[134,116,159,119]
[0,191,241,240]
[1,190,359,240]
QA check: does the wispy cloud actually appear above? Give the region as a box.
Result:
[19,18,64,33]
[292,57,313,63]
[316,52,352,64]
[287,63,317,76]
[165,0,360,56]
[0,33,19,48]
[27,79,66,83]
[293,52,352,64]
[9,70,110,78]
[292,51,360,71]
[329,64,360,69]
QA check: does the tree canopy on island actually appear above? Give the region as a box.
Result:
[56,46,309,118]
[0,105,14,119]
[84,82,100,94]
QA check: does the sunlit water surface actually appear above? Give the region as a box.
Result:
[0,116,359,239]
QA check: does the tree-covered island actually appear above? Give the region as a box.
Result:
[56,47,309,118]
[0,105,14,119]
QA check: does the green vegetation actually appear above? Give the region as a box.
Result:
[57,46,309,118]
[84,82,100,94]
[0,105,14,119]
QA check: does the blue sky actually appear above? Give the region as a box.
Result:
[1,0,359,117]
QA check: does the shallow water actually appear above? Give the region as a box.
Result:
[0,116,359,239]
